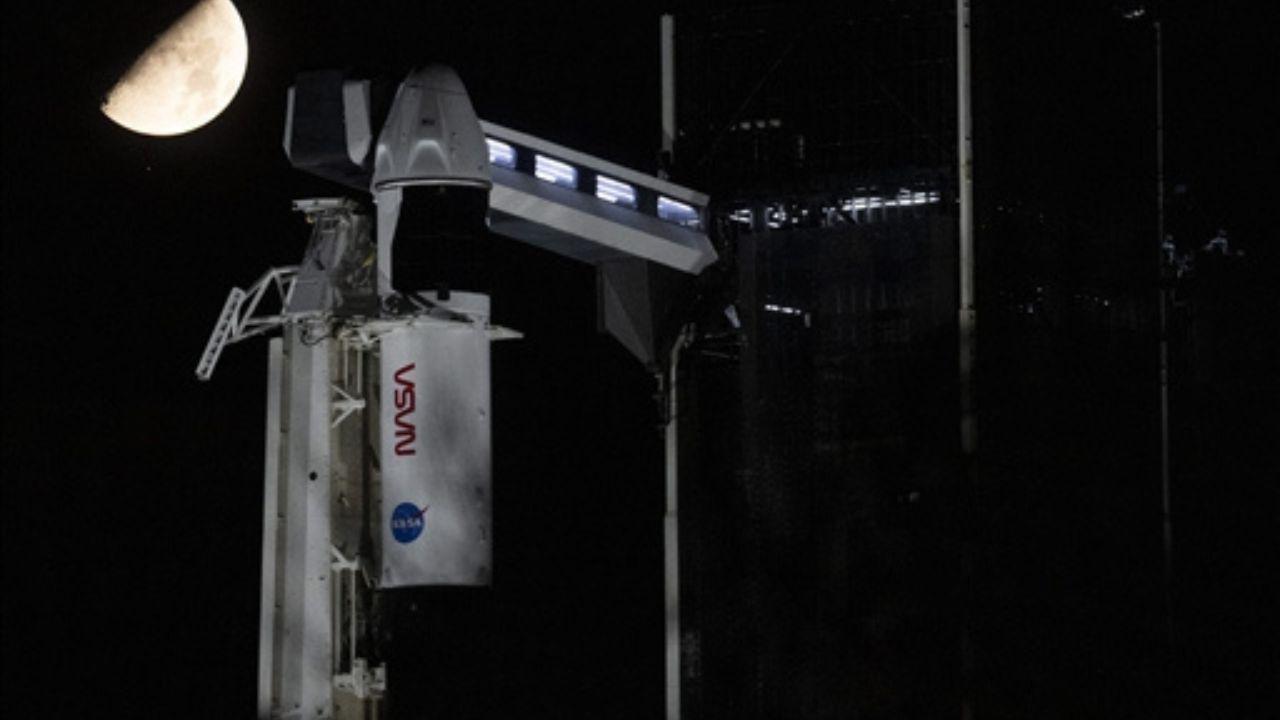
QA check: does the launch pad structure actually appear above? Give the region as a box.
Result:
[198,65,715,719]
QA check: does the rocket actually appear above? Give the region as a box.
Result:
[204,63,716,716]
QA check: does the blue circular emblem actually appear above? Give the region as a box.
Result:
[390,502,426,544]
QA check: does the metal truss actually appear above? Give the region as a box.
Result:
[197,266,301,381]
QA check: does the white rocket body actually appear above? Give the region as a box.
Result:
[378,295,493,587]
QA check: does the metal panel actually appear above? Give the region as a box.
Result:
[287,200,377,317]
[258,338,283,718]
[379,322,492,587]
[283,72,374,191]
[373,187,402,298]
[488,166,716,273]
[274,326,334,718]
[665,329,692,720]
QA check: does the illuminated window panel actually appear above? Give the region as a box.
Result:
[658,196,701,229]
[763,303,804,316]
[485,138,516,169]
[534,154,577,189]
[595,175,637,207]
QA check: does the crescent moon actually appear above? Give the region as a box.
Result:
[101,0,248,136]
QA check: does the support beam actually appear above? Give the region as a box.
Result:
[258,338,284,718]
[665,325,693,720]
[266,326,335,719]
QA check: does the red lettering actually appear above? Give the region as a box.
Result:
[393,363,416,456]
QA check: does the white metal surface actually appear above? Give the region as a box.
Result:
[259,338,284,718]
[372,66,491,192]
[487,168,715,273]
[373,187,401,299]
[330,384,365,429]
[268,325,334,718]
[342,80,373,167]
[378,314,493,587]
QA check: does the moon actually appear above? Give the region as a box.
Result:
[101,0,248,136]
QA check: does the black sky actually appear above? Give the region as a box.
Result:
[3,1,1276,716]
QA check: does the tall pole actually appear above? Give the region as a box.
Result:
[957,5,976,453]
[661,15,682,718]
[956,2,977,719]
[665,326,692,720]
[660,14,676,178]
[1155,19,1174,650]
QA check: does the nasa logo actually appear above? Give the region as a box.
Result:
[390,502,429,544]
[393,363,416,456]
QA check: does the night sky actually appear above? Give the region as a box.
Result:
[3,1,1276,717]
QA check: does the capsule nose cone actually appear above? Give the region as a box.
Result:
[371,64,491,191]
[402,64,468,95]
